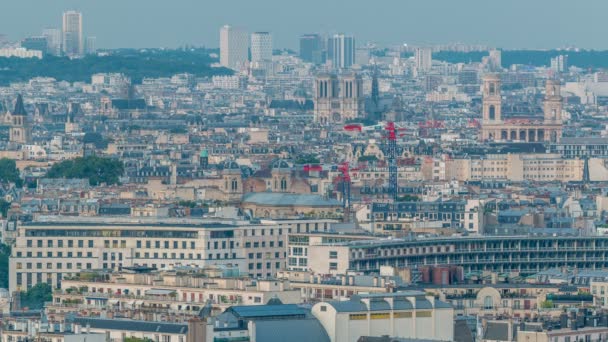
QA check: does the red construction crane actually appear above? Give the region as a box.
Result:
[302,164,323,172]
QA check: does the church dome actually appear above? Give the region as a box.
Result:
[271,159,290,172]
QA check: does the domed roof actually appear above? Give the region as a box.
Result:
[221,160,241,173]
[271,159,290,171]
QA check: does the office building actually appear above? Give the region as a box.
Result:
[251,32,272,63]
[219,25,249,70]
[487,49,502,70]
[8,217,334,292]
[42,28,61,55]
[300,34,324,64]
[551,54,569,73]
[414,47,432,72]
[327,34,355,69]
[62,10,83,56]
[306,235,608,276]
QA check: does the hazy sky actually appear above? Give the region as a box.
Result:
[2,0,607,50]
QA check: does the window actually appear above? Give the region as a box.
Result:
[329,262,338,270]
[329,251,338,259]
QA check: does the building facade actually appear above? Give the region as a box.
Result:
[250,32,272,64]
[219,25,249,70]
[307,235,608,276]
[328,34,355,69]
[314,73,364,124]
[311,292,454,342]
[8,218,336,293]
[62,10,83,56]
[480,75,563,142]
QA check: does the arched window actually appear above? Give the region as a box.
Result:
[483,296,493,309]
[489,105,496,120]
[231,178,238,191]
[280,178,287,191]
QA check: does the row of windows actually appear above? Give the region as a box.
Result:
[16,261,92,272]
[27,239,94,248]
[16,251,93,258]
[135,240,197,250]
[244,241,284,248]
[25,229,198,239]
[248,262,282,270]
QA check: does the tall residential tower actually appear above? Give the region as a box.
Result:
[219,25,249,70]
[327,34,355,69]
[62,10,83,56]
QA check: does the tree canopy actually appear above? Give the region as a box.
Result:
[0,244,10,288]
[20,283,52,310]
[45,156,124,186]
[0,48,232,85]
[0,158,22,187]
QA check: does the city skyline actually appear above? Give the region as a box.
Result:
[2,0,608,50]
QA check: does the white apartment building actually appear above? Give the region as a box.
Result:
[0,47,42,59]
[250,32,272,63]
[219,25,249,70]
[62,10,83,56]
[9,217,336,293]
[415,47,432,72]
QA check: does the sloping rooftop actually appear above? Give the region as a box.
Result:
[72,318,187,334]
[242,192,342,207]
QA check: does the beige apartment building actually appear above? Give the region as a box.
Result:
[422,153,587,182]
[49,267,300,321]
[9,217,337,293]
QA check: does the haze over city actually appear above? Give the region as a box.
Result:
[2,1,608,342]
[2,0,608,49]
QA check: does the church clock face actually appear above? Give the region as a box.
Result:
[332,112,341,122]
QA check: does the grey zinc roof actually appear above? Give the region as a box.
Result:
[392,299,414,310]
[483,322,509,341]
[253,318,330,342]
[368,299,392,311]
[73,318,187,335]
[414,299,433,309]
[327,299,369,313]
[242,192,342,207]
[228,304,307,318]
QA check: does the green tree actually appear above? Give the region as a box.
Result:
[0,199,10,218]
[358,155,378,163]
[295,154,320,165]
[20,283,52,309]
[46,156,124,186]
[0,158,22,187]
[0,243,10,288]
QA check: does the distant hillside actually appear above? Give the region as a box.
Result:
[0,48,232,85]
[433,50,608,69]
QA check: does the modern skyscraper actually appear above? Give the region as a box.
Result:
[550,55,568,73]
[42,28,61,56]
[299,34,324,64]
[85,36,97,55]
[62,10,83,56]
[219,25,249,70]
[488,49,502,70]
[327,34,355,69]
[414,47,432,72]
[250,32,272,63]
